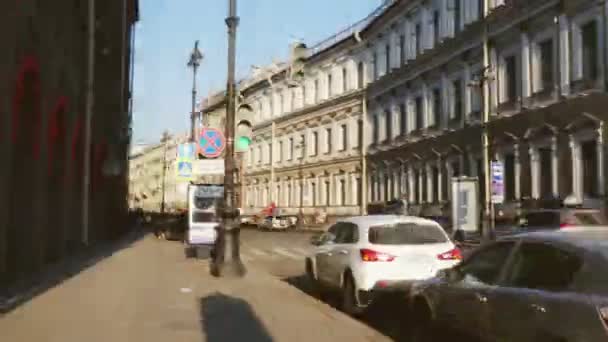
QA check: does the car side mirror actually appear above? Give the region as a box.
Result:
[453,230,465,244]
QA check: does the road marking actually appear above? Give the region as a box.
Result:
[273,247,302,260]
[293,247,310,256]
[249,248,268,257]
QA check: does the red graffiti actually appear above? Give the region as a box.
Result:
[11,55,42,159]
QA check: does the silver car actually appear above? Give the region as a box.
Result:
[409,227,608,341]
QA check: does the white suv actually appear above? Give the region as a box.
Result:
[305,215,462,315]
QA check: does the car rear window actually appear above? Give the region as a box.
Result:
[368,223,448,245]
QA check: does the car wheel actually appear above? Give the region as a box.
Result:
[342,273,365,316]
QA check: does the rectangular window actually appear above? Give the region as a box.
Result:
[373,52,378,79]
[288,138,293,160]
[415,23,422,55]
[278,141,283,162]
[291,89,296,110]
[324,180,330,205]
[312,131,318,156]
[454,0,461,33]
[299,134,305,159]
[385,109,392,141]
[433,11,440,45]
[257,146,262,163]
[355,177,362,205]
[582,21,598,81]
[399,35,406,66]
[340,124,347,151]
[431,166,439,203]
[357,119,363,148]
[504,55,517,102]
[471,75,482,114]
[432,88,441,127]
[539,147,553,199]
[399,103,407,135]
[539,39,554,91]
[314,79,320,102]
[385,44,391,73]
[415,97,424,130]
[327,73,333,97]
[452,79,463,120]
[311,182,317,206]
[373,115,379,143]
[339,179,346,206]
[357,62,364,88]
[278,93,284,115]
[326,128,332,154]
[342,67,348,92]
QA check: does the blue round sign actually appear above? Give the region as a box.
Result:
[197,128,225,158]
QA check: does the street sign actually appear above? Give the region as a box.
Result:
[176,158,193,181]
[192,159,225,175]
[491,161,505,204]
[177,143,195,160]
[197,128,225,158]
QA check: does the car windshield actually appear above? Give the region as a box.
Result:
[368,223,448,245]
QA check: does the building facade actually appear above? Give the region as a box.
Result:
[364,0,608,226]
[0,0,138,286]
[128,133,190,212]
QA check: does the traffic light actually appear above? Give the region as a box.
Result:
[235,104,254,153]
[289,42,307,81]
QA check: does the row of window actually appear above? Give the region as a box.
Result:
[249,120,363,166]
[370,16,600,145]
[248,177,362,208]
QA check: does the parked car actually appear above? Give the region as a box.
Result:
[409,227,608,342]
[305,215,462,315]
[520,208,608,230]
[258,215,295,231]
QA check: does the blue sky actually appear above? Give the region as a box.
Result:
[132,0,383,144]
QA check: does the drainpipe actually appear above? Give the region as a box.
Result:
[481,0,494,241]
[82,0,96,246]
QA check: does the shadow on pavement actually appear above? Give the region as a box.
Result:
[199,293,274,342]
[0,228,148,315]
[283,274,412,342]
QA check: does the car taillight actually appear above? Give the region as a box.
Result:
[360,249,395,262]
[559,223,574,229]
[599,306,608,329]
[437,248,462,261]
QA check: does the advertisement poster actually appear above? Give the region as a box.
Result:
[451,177,479,233]
[491,161,505,204]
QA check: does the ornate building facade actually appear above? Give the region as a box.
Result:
[364,0,608,226]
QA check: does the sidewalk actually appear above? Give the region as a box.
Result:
[0,234,390,342]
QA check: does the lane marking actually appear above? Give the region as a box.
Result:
[249,248,268,257]
[293,247,311,256]
[273,247,302,260]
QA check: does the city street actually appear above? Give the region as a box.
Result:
[0,228,408,342]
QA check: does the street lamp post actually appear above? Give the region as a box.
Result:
[187,41,204,142]
[212,0,246,277]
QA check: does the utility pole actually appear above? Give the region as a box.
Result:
[212,0,246,277]
[481,0,494,241]
[188,41,203,142]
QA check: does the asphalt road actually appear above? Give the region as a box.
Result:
[239,228,414,342]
